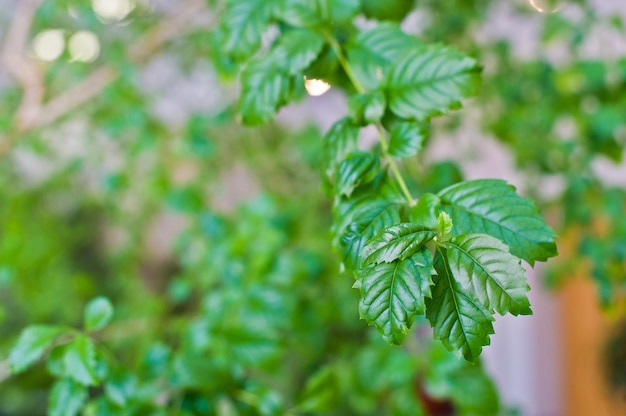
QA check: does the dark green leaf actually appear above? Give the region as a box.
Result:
[361,223,436,266]
[336,152,380,197]
[63,334,99,385]
[84,296,114,331]
[438,179,558,264]
[269,29,325,75]
[410,193,441,229]
[277,0,360,26]
[362,0,414,22]
[10,325,65,374]
[348,90,386,126]
[426,249,494,362]
[347,24,423,90]
[446,234,531,316]
[386,45,481,120]
[388,122,428,158]
[356,249,435,344]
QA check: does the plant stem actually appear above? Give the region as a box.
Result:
[326,34,415,206]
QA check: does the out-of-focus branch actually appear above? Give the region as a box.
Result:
[1,0,209,140]
[0,0,45,130]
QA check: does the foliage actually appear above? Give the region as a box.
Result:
[1,0,625,415]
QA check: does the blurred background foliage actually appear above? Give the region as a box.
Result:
[0,0,625,414]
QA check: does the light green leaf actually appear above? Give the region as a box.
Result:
[386,45,481,120]
[361,223,436,266]
[322,117,360,180]
[48,378,88,416]
[437,211,453,238]
[217,0,278,61]
[426,249,494,362]
[445,234,531,316]
[388,121,428,158]
[84,296,114,331]
[438,179,558,264]
[9,325,66,374]
[357,249,435,344]
[347,24,423,90]
[63,334,99,385]
[336,152,380,197]
[348,90,386,126]
[410,193,441,229]
[269,29,325,75]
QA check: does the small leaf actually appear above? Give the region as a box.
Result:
[347,24,423,90]
[335,152,380,197]
[322,118,360,180]
[445,234,531,316]
[410,193,441,229]
[437,211,453,238]
[357,249,435,344]
[386,45,481,121]
[268,29,325,75]
[348,90,386,126]
[48,378,88,416]
[239,59,291,125]
[426,249,494,362]
[63,334,99,385]
[438,179,558,264]
[388,122,428,158]
[362,223,436,266]
[10,325,66,374]
[84,296,114,331]
[277,0,359,26]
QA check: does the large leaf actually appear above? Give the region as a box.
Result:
[426,249,494,362]
[63,334,99,385]
[347,24,423,90]
[335,152,380,197]
[438,179,558,264]
[10,325,66,374]
[385,45,481,121]
[356,249,435,344]
[410,193,441,229]
[361,223,436,266]
[48,378,88,416]
[445,234,531,316]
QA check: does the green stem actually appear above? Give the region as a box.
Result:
[326,34,415,206]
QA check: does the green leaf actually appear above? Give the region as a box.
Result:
[217,0,278,61]
[446,234,531,316]
[63,334,99,385]
[239,59,291,125]
[449,365,500,415]
[388,121,428,158]
[426,249,494,362]
[277,0,360,26]
[268,29,325,75]
[348,90,386,126]
[322,117,360,180]
[48,378,88,416]
[335,152,380,197]
[386,45,481,121]
[356,249,435,344]
[84,296,114,331]
[438,179,558,264]
[410,193,441,229]
[437,211,453,239]
[347,24,423,90]
[9,325,66,374]
[361,223,436,266]
[362,0,414,22]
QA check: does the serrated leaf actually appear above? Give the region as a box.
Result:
[348,90,386,126]
[357,249,435,344]
[239,59,291,125]
[269,29,325,75]
[388,121,428,158]
[217,0,278,61]
[347,24,423,90]
[9,325,66,374]
[438,179,558,264]
[362,223,436,266]
[446,234,531,316]
[386,45,481,121]
[48,378,88,416]
[410,193,441,229]
[84,296,114,331]
[63,334,99,385]
[335,152,380,197]
[426,249,494,362]
[437,211,453,238]
[322,118,360,180]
